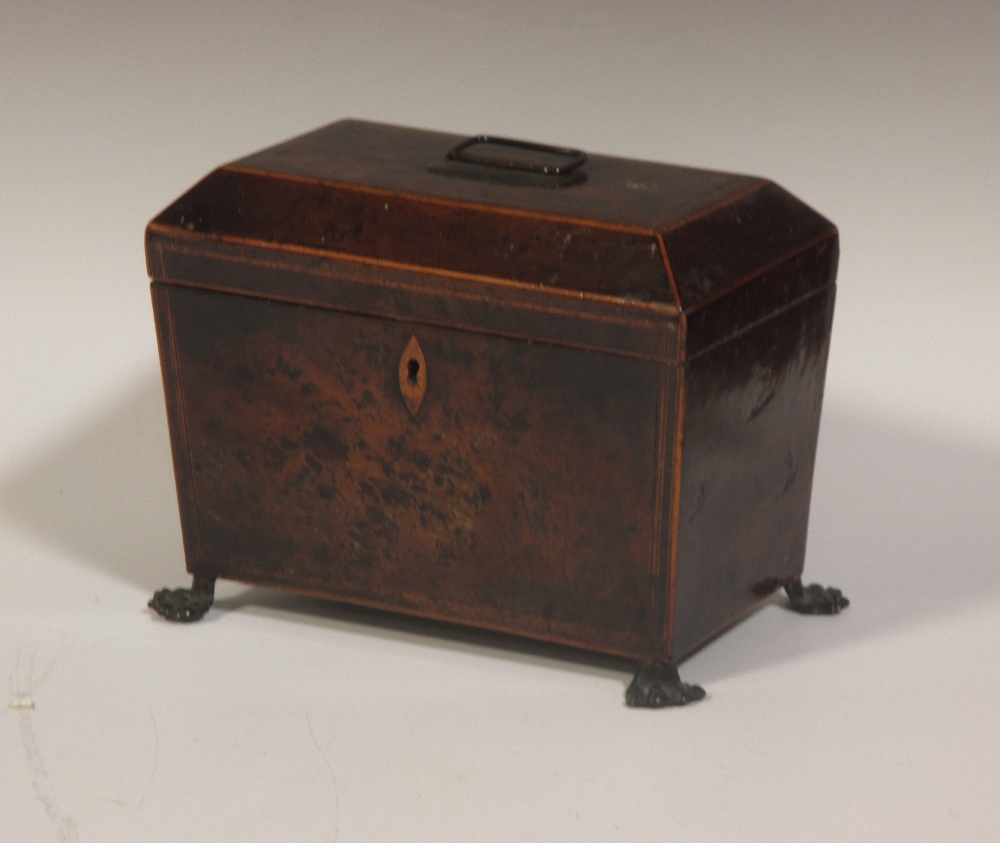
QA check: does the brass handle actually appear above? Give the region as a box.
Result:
[399,335,427,416]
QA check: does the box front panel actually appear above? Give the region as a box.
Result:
[160,283,664,657]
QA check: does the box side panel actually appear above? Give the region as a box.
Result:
[150,282,204,572]
[671,284,835,662]
[163,284,667,658]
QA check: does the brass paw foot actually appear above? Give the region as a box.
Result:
[625,661,706,708]
[784,576,849,615]
[148,576,216,622]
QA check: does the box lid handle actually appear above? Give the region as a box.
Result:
[447,135,587,175]
[428,135,588,188]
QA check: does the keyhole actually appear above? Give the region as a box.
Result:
[399,335,427,417]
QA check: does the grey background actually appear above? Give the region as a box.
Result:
[2,1,998,839]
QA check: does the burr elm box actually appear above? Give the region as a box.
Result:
[146,119,847,706]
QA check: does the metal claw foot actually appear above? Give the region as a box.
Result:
[148,576,216,622]
[625,661,706,708]
[784,576,849,615]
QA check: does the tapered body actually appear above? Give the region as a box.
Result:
[147,120,837,664]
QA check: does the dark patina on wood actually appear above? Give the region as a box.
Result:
[146,119,847,705]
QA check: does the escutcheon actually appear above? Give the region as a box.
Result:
[399,335,427,416]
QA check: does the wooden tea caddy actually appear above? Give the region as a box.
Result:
[146,120,847,706]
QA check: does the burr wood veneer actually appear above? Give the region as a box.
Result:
[146,120,848,706]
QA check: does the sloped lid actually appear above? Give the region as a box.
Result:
[148,119,836,312]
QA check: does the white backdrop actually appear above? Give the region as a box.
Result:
[2,2,999,840]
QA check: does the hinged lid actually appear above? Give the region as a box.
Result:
[147,120,837,343]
